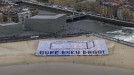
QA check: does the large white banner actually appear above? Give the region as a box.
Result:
[36,40,109,56]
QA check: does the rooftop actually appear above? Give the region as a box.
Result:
[30,14,66,19]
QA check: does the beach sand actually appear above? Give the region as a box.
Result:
[0,63,134,75]
[0,36,134,70]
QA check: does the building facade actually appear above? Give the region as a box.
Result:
[0,22,23,36]
[25,14,66,33]
[18,11,31,24]
[117,7,134,22]
[0,13,3,22]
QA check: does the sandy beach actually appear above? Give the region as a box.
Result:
[0,63,134,75]
[0,35,134,70]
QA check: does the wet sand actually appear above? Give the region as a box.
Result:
[0,63,134,75]
[0,35,134,70]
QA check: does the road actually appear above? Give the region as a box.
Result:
[0,63,134,75]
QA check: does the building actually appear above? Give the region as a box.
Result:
[0,13,3,22]
[18,10,31,24]
[0,22,23,36]
[25,14,66,33]
[29,8,38,16]
[128,0,134,3]
[95,5,117,18]
[76,1,96,12]
[37,0,48,3]
[2,12,18,22]
[0,4,13,11]
[0,0,10,3]
[117,7,124,20]
[1,5,38,23]
[17,10,31,30]
[117,6,134,22]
